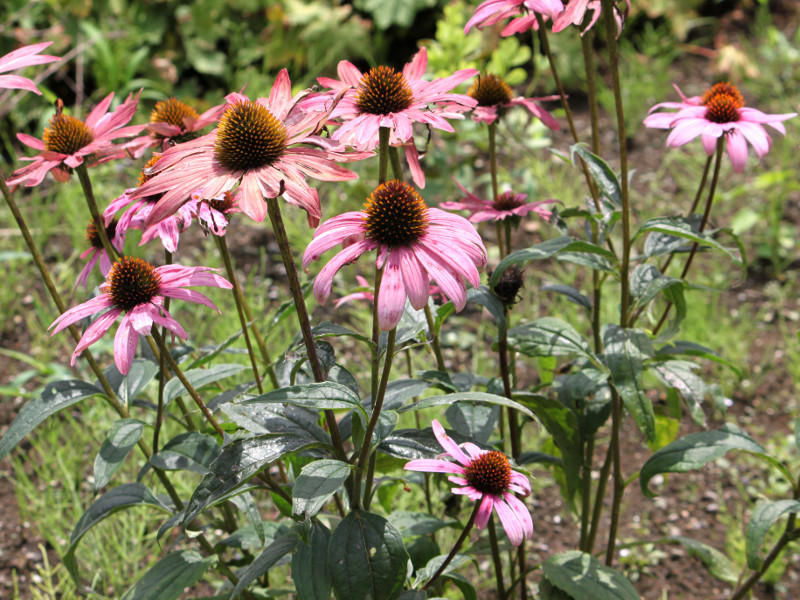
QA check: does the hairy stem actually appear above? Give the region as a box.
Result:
[422,501,480,591]
[424,304,446,371]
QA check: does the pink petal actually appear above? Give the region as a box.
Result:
[503,493,534,542]
[377,250,406,331]
[397,246,429,310]
[431,420,472,466]
[475,494,495,530]
[312,239,376,304]
[50,295,116,334]
[113,316,140,375]
[493,495,524,545]
[725,130,749,173]
[70,309,121,365]
[404,459,464,474]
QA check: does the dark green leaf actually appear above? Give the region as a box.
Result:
[466,286,506,328]
[223,403,332,444]
[121,550,216,600]
[630,265,684,311]
[93,419,145,493]
[445,402,499,443]
[185,327,245,369]
[662,536,738,584]
[655,341,742,379]
[164,364,246,405]
[242,382,367,419]
[328,510,408,600]
[375,379,432,410]
[293,321,375,350]
[517,451,562,465]
[542,283,592,311]
[229,492,265,546]
[101,360,159,405]
[151,432,222,475]
[509,317,596,362]
[746,500,800,570]
[0,379,102,459]
[230,533,298,599]
[399,391,533,419]
[570,145,621,206]
[388,512,456,538]
[648,360,706,426]
[294,522,333,600]
[603,325,655,443]
[635,217,742,264]
[65,483,171,581]
[414,554,473,588]
[293,459,354,517]
[543,550,639,600]
[557,252,617,274]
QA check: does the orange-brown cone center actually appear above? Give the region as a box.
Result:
[356,66,414,115]
[107,257,162,311]
[363,180,429,247]
[214,99,288,172]
[464,450,513,496]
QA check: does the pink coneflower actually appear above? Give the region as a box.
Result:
[8,93,144,187]
[50,256,232,374]
[303,180,487,331]
[440,179,557,224]
[644,82,797,173]
[75,219,126,290]
[305,48,478,187]
[467,73,559,129]
[404,420,533,546]
[103,155,193,253]
[465,0,563,37]
[551,0,630,35]
[128,97,226,157]
[0,41,59,95]
[190,189,242,237]
[129,70,370,227]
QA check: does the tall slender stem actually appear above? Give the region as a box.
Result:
[371,267,384,402]
[154,249,172,452]
[215,236,263,393]
[378,127,390,184]
[265,194,347,463]
[487,517,507,600]
[75,164,117,261]
[579,436,595,551]
[498,309,520,460]
[588,443,613,553]
[422,501,480,591]
[423,304,446,371]
[488,122,500,201]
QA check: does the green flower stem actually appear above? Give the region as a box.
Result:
[581,31,601,154]
[488,122,500,201]
[354,326,397,509]
[579,436,595,552]
[652,138,724,336]
[144,334,200,432]
[154,249,173,452]
[422,500,481,591]
[150,329,225,438]
[516,544,528,600]
[215,236,264,394]
[487,516,507,600]
[75,163,117,261]
[406,348,434,514]
[389,145,403,180]
[588,443,613,553]
[264,194,348,464]
[379,127,390,184]
[498,310,520,460]
[423,304,446,372]
[371,266,385,402]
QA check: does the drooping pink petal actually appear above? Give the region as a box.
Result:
[475,494,495,530]
[403,459,465,474]
[113,315,140,375]
[431,420,472,466]
[376,250,406,331]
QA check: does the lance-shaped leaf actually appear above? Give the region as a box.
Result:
[120,550,217,600]
[543,551,640,600]
[93,419,145,492]
[399,391,533,420]
[655,341,742,379]
[445,402,499,443]
[635,217,742,264]
[150,432,222,475]
[229,533,298,599]
[509,317,597,363]
[570,144,621,206]
[466,286,506,328]
[630,264,684,311]
[291,321,375,350]
[164,363,246,405]
[293,459,354,517]
[293,521,333,600]
[746,500,800,570]
[662,536,738,584]
[65,483,172,581]
[648,360,706,426]
[0,379,102,459]
[242,382,368,421]
[603,325,656,444]
[328,510,409,600]
[101,360,159,405]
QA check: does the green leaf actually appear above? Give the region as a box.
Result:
[185,327,246,370]
[229,492,266,546]
[648,360,706,426]
[164,364,246,405]
[542,283,592,311]
[445,402,499,443]
[603,325,656,443]
[242,382,367,420]
[65,483,171,581]
[294,321,375,350]
[353,0,437,28]
[230,533,298,599]
[184,434,323,524]
[630,265,684,311]
[414,554,473,588]
[294,522,333,600]
[223,403,332,443]
[509,317,596,363]
[328,510,409,600]
[663,537,738,584]
[101,360,159,405]
[746,500,800,570]
[293,459,354,517]
[93,419,145,493]
[388,512,456,538]
[399,391,534,420]
[0,379,102,459]
[570,145,622,206]
[543,550,640,600]
[121,550,217,600]
[466,286,506,328]
[655,341,742,379]
[150,432,222,475]
[635,217,742,264]
[557,252,617,274]
[640,424,773,497]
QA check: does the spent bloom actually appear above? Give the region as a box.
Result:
[405,420,533,546]
[50,257,232,374]
[129,70,370,227]
[303,180,487,331]
[8,93,144,187]
[644,82,797,173]
[0,41,59,95]
[190,189,242,237]
[305,48,478,187]
[467,73,559,129]
[440,179,557,224]
[128,97,226,157]
[75,219,126,290]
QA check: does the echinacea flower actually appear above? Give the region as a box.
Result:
[75,219,126,290]
[0,41,59,95]
[128,97,226,157]
[103,155,193,253]
[8,92,144,187]
[50,256,232,374]
[305,48,477,187]
[190,189,242,237]
[129,70,370,227]
[551,0,629,35]
[303,180,487,331]
[333,275,444,308]
[467,73,559,129]
[644,82,797,173]
[465,0,564,37]
[404,420,533,546]
[440,179,557,224]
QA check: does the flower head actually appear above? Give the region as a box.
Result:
[467,73,559,129]
[50,257,232,374]
[128,97,226,157]
[304,48,477,187]
[128,70,370,227]
[0,41,59,95]
[465,0,563,36]
[8,92,144,187]
[644,82,797,173]
[440,179,557,224]
[191,188,242,237]
[405,420,533,546]
[75,218,126,290]
[551,0,630,35]
[303,180,487,331]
